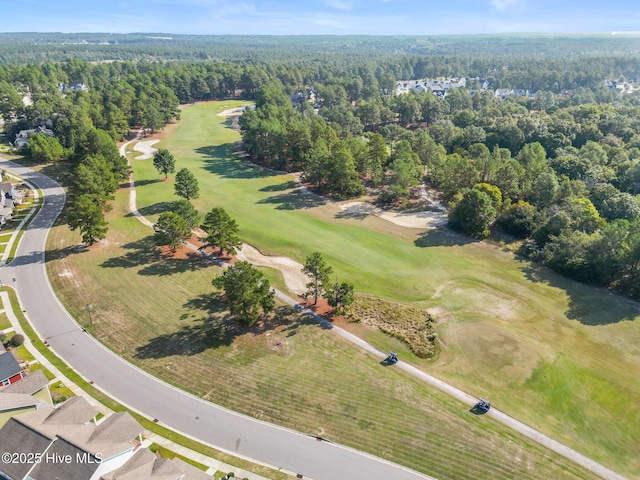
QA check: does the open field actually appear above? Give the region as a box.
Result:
[45,190,597,480]
[45,101,640,478]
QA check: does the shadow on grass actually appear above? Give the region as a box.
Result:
[125,201,174,218]
[259,180,298,192]
[99,238,210,276]
[521,262,640,326]
[196,145,281,180]
[135,300,309,359]
[257,191,327,210]
[45,244,89,263]
[135,294,233,358]
[134,178,164,188]
[414,227,476,247]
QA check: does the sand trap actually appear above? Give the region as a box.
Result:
[133,139,159,160]
[340,201,447,229]
[236,244,309,296]
[217,106,248,117]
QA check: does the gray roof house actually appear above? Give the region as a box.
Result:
[0,351,23,386]
[0,396,145,480]
[0,370,51,428]
[14,126,54,149]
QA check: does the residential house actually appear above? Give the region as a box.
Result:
[0,396,145,480]
[0,349,23,387]
[1,370,51,405]
[0,370,52,427]
[495,88,514,100]
[69,82,89,92]
[101,448,213,480]
[14,126,54,149]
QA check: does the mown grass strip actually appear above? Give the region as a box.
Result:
[4,289,292,480]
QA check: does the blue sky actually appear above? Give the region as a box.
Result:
[3,0,640,35]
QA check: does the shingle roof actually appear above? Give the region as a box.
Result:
[101,448,214,480]
[0,392,40,411]
[28,437,101,480]
[101,448,158,480]
[88,411,144,445]
[1,369,48,395]
[43,395,98,425]
[0,418,54,480]
[0,351,22,382]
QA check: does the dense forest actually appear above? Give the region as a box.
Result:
[1,34,640,299]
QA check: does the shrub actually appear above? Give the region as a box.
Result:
[346,295,438,358]
[10,333,24,347]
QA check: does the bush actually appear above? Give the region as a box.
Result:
[10,334,24,347]
[0,332,7,344]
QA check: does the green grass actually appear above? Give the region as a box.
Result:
[28,363,56,380]
[41,101,640,478]
[42,159,599,478]
[50,380,76,402]
[13,343,35,362]
[0,311,11,330]
[3,286,291,480]
[125,102,640,475]
[148,443,209,471]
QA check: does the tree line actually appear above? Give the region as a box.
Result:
[1,47,640,300]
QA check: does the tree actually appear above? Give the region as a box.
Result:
[171,199,200,230]
[200,207,241,256]
[174,168,200,201]
[365,133,387,186]
[153,148,176,179]
[66,195,108,245]
[154,212,191,251]
[23,133,67,163]
[302,252,333,305]
[448,189,497,238]
[327,280,355,314]
[212,261,275,327]
[497,200,538,238]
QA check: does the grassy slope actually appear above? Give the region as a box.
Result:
[46,101,638,478]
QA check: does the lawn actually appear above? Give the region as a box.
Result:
[45,101,639,478]
[45,196,596,480]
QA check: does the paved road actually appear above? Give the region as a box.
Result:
[0,157,433,480]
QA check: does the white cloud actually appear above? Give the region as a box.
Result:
[325,0,354,11]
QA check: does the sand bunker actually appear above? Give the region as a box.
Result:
[340,201,447,229]
[217,106,248,117]
[133,139,159,160]
[236,243,309,296]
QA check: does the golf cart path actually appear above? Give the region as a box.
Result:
[121,141,626,480]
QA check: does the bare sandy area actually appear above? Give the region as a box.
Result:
[339,201,447,229]
[133,139,160,160]
[236,243,309,296]
[217,106,248,117]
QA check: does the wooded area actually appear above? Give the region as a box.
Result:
[1,34,640,299]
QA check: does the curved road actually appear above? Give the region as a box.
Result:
[0,158,432,480]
